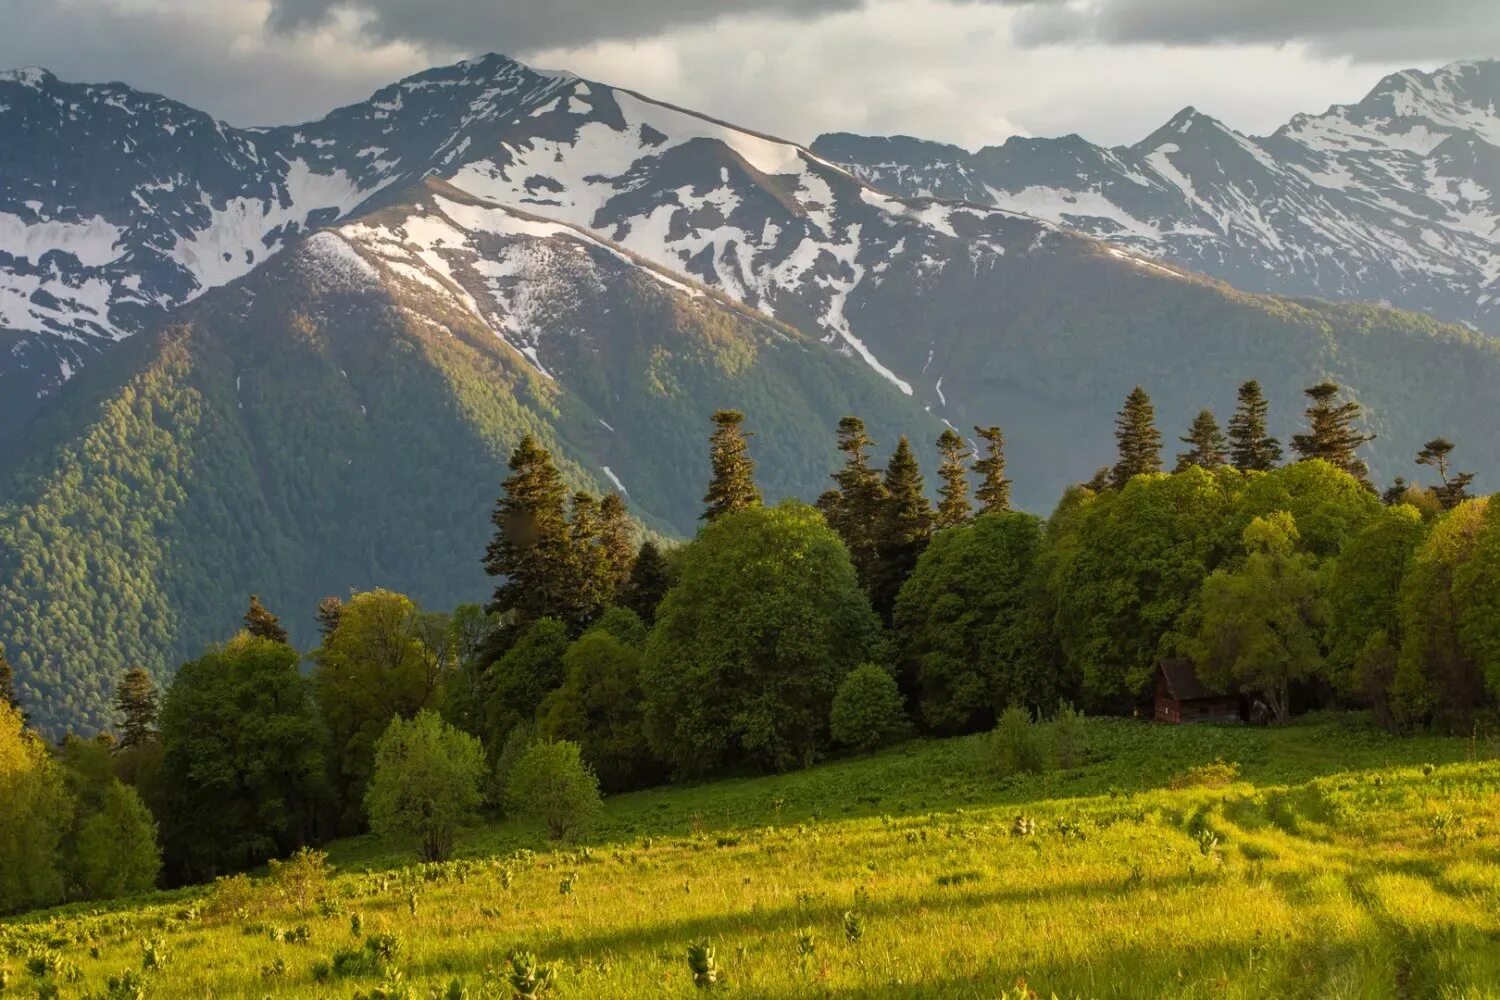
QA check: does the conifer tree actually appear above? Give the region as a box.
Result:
[598,492,636,600]
[1415,437,1475,511]
[871,437,934,621]
[972,425,1011,513]
[1227,379,1283,471]
[315,595,345,639]
[1084,467,1112,493]
[934,428,972,528]
[113,667,159,751]
[566,491,610,627]
[1110,386,1163,488]
[622,540,672,625]
[1175,409,1228,471]
[1382,476,1411,506]
[485,434,574,622]
[816,416,887,588]
[1290,381,1375,484]
[702,410,762,522]
[244,594,290,645]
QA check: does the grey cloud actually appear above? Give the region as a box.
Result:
[997,0,1500,62]
[267,0,863,51]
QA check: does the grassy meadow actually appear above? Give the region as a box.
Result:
[4,715,1499,999]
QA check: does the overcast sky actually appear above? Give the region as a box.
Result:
[2,0,1494,148]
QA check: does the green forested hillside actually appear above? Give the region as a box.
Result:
[0,219,938,736]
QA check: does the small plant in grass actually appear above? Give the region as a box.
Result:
[503,951,555,997]
[89,970,146,1000]
[842,910,865,943]
[354,968,412,1000]
[1197,829,1221,857]
[989,706,1052,777]
[430,978,469,1000]
[139,939,168,971]
[350,912,364,937]
[1011,814,1037,837]
[260,957,288,980]
[687,939,720,988]
[795,927,817,968]
[559,871,578,896]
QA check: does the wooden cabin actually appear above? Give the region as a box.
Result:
[1153,658,1243,724]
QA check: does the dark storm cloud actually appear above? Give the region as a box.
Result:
[266,0,864,50]
[998,0,1500,61]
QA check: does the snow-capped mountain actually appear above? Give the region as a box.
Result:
[0,54,1076,435]
[812,60,1500,333]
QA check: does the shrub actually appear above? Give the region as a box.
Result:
[987,706,1051,777]
[505,740,603,840]
[267,847,331,912]
[830,665,910,752]
[366,711,487,862]
[1169,759,1241,789]
[71,779,161,901]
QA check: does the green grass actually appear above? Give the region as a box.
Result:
[5,715,1500,998]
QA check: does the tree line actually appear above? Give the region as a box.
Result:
[2,376,1497,914]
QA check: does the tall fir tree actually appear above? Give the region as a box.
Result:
[934,428,973,528]
[871,436,934,621]
[702,409,763,522]
[597,492,636,601]
[484,434,574,622]
[1290,381,1375,485]
[315,595,345,639]
[1415,437,1475,511]
[113,667,159,751]
[1110,386,1163,488]
[1227,379,1283,471]
[1175,409,1228,471]
[622,540,672,626]
[243,594,290,645]
[972,425,1011,513]
[565,491,611,628]
[0,642,19,718]
[1382,476,1411,506]
[816,416,888,587]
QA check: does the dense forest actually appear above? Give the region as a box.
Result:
[4,376,1498,915]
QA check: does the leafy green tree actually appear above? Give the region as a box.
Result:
[113,667,159,751]
[1324,504,1428,719]
[816,416,887,589]
[829,664,910,752]
[1392,498,1491,730]
[485,434,574,623]
[1048,466,1243,703]
[934,429,972,529]
[1175,409,1227,471]
[643,501,884,777]
[894,512,1059,733]
[972,426,1011,513]
[1228,459,1380,558]
[158,633,327,882]
[0,701,71,913]
[1227,380,1282,472]
[479,617,570,752]
[1110,386,1163,488]
[1415,437,1475,511]
[1456,498,1500,704]
[243,594,290,645]
[365,711,486,862]
[312,589,442,832]
[1184,512,1323,723]
[702,410,762,522]
[537,611,659,792]
[1290,381,1375,485]
[871,437,934,622]
[71,779,161,900]
[504,740,603,840]
[621,541,672,626]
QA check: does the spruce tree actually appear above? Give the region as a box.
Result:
[871,437,934,621]
[1416,437,1475,511]
[113,667,158,751]
[622,541,671,626]
[934,428,972,528]
[597,492,636,601]
[1382,476,1410,506]
[1175,409,1228,471]
[1290,381,1375,484]
[1085,467,1112,493]
[243,594,290,644]
[485,434,574,622]
[1227,380,1283,471]
[972,425,1011,513]
[315,596,345,639]
[816,416,887,588]
[0,643,18,716]
[1110,386,1163,488]
[701,410,763,522]
[566,491,610,627]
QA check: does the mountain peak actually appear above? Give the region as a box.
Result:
[0,66,54,89]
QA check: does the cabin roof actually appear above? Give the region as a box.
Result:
[1157,658,1228,702]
